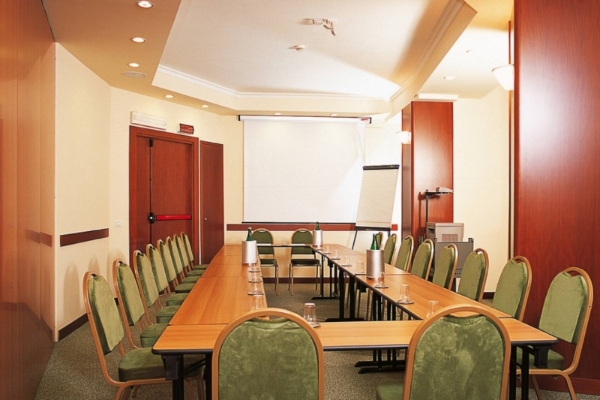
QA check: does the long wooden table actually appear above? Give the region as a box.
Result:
[153,243,556,400]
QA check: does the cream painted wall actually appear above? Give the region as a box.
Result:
[454,86,510,292]
[54,44,111,337]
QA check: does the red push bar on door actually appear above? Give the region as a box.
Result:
[155,214,192,221]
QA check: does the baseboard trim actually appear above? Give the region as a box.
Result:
[58,314,87,341]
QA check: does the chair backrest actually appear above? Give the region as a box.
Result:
[538,267,593,372]
[167,236,185,275]
[403,305,510,400]
[492,256,532,320]
[84,272,125,356]
[431,243,458,289]
[113,259,148,328]
[383,233,397,264]
[253,228,275,256]
[394,235,414,271]
[291,229,315,256]
[133,250,162,309]
[175,234,191,269]
[146,243,170,293]
[158,239,178,283]
[181,232,197,264]
[457,248,489,301]
[212,308,325,400]
[410,239,434,279]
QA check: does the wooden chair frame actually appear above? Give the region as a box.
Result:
[524,267,593,400]
[253,228,280,295]
[432,243,458,290]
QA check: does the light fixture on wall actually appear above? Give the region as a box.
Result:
[398,131,411,144]
[492,64,514,91]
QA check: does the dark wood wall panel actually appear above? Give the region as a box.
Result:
[0,0,55,398]
[405,102,454,241]
[515,0,600,393]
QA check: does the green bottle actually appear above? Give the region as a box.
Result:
[246,227,253,241]
[315,222,320,230]
[370,234,378,250]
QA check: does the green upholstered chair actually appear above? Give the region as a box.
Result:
[181,231,209,271]
[456,248,489,301]
[84,271,203,400]
[491,256,532,320]
[212,308,325,400]
[133,250,179,323]
[253,228,279,295]
[383,233,397,264]
[175,234,204,277]
[410,239,434,280]
[158,239,195,294]
[518,267,593,400]
[376,304,511,400]
[394,235,414,272]
[146,243,188,306]
[167,236,201,284]
[113,260,168,348]
[288,229,321,295]
[431,243,458,289]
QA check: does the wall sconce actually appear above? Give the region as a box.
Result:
[492,64,514,91]
[399,131,411,144]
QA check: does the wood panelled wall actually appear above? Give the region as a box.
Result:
[0,0,55,398]
[402,102,454,242]
[515,0,600,394]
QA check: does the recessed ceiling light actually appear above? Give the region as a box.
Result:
[137,1,153,8]
[444,76,455,80]
[274,112,282,116]
[131,37,146,43]
[201,105,209,108]
[330,113,338,116]
[165,94,174,99]
[128,62,140,68]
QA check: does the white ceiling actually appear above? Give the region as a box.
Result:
[42,0,512,118]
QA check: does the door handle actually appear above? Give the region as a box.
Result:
[204,217,208,221]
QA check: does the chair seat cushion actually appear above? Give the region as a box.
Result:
[376,382,405,400]
[291,259,320,266]
[175,283,196,293]
[140,323,168,347]
[260,259,278,266]
[119,349,205,382]
[193,263,209,270]
[182,276,200,284]
[516,347,565,370]
[166,293,188,306]
[156,305,180,323]
[187,269,204,276]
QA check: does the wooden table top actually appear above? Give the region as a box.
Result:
[152,318,555,355]
[356,273,511,319]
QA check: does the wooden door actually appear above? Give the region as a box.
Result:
[200,141,224,263]
[129,126,199,259]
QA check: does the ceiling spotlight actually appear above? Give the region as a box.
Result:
[201,105,209,108]
[131,37,146,43]
[137,1,153,8]
[444,76,455,80]
[165,94,174,99]
[128,62,140,68]
[293,45,306,51]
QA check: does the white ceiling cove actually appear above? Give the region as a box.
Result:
[43,0,512,117]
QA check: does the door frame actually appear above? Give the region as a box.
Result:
[129,126,199,261]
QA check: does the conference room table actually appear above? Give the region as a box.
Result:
[153,243,556,400]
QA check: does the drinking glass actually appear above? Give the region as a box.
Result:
[375,271,385,287]
[251,294,264,310]
[399,284,411,303]
[357,260,365,274]
[333,249,339,259]
[303,302,319,327]
[426,300,439,318]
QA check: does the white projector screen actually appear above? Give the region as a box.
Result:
[243,117,367,223]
